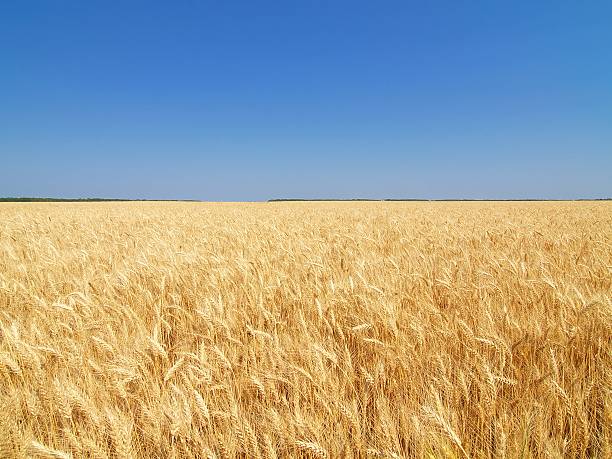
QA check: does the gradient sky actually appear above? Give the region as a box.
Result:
[1,1,611,200]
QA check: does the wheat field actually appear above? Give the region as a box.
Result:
[0,201,610,458]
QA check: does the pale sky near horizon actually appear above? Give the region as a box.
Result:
[1,1,611,200]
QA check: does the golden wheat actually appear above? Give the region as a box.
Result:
[0,201,610,458]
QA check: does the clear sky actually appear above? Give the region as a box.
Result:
[1,1,611,200]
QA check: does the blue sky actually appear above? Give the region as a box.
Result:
[1,1,611,200]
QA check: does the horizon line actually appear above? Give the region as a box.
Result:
[1,197,610,203]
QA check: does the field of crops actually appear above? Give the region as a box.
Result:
[0,202,610,458]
